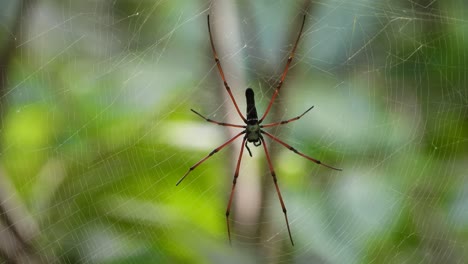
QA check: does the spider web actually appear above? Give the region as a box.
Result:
[0,0,467,263]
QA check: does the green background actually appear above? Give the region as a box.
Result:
[0,0,467,263]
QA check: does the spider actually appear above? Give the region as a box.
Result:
[177,14,342,246]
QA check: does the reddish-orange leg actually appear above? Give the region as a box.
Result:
[207,15,247,123]
[225,137,247,245]
[261,106,314,128]
[260,137,295,245]
[259,14,307,123]
[178,14,342,246]
[176,131,245,186]
[262,131,342,171]
[191,109,246,128]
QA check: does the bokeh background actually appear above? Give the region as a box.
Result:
[1,0,467,263]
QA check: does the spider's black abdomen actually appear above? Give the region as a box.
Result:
[246,88,258,125]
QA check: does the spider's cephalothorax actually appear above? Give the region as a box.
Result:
[177,14,342,247]
[245,88,261,155]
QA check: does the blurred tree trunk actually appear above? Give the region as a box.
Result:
[210,0,312,262]
[210,0,264,250]
[242,0,312,262]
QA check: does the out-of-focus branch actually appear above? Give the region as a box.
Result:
[243,0,312,260]
[0,0,45,263]
[210,0,263,248]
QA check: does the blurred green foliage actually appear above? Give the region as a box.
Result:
[0,0,467,263]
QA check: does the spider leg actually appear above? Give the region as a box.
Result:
[262,131,342,171]
[191,109,246,128]
[226,137,247,245]
[207,15,247,123]
[260,137,294,246]
[259,15,306,123]
[261,106,313,128]
[176,131,246,186]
